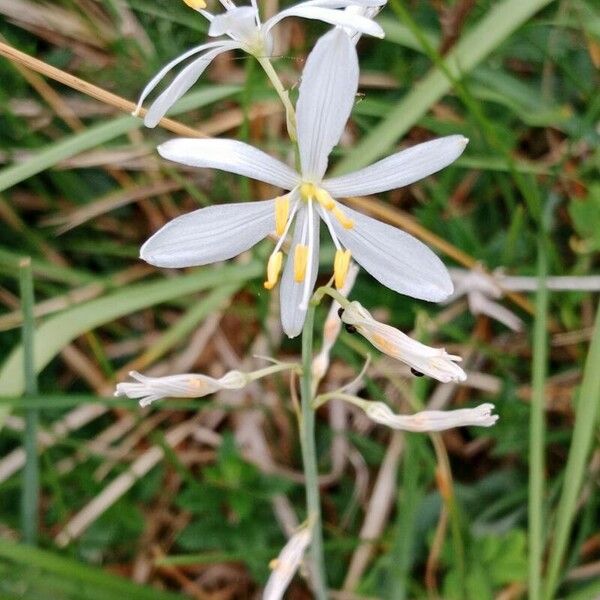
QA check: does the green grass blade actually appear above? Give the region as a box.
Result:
[543,303,600,598]
[0,262,262,416]
[18,257,39,545]
[0,538,183,600]
[528,231,549,600]
[335,0,556,174]
[0,86,238,194]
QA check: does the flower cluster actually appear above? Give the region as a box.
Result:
[119,3,500,597]
[135,0,468,338]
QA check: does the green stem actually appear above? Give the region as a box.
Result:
[256,56,297,141]
[529,228,549,600]
[300,301,328,599]
[19,257,39,545]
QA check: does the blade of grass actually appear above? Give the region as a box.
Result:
[19,257,39,545]
[335,0,556,174]
[0,261,262,424]
[543,303,600,598]
[0,538,183,600]
[0,86,238,194]
[528,225,549,600]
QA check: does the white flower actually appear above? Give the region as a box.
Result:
[339,300,467,383]
[115,369,248,407]
[135,0,386,127]
[141,29,467,337]
[362,401,498,431]
[263,526,312,600]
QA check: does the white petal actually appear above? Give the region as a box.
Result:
[280,207,320,338]
[332,205,453,301]
[296,28,359,182]
[144,42,240,127]
[134,42,225,118]
[364,402,498,432]
[208,6,258,37]
[140,199,275,268]
[263,527,312,600]
[158,138,299,190]
[263,5,383,37]
[323,135,468,197]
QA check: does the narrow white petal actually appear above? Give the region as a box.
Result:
[134,42,225,117]
[364,402,498,432]
[208,6,257,37]
[332,205,453,301]
[140,199,275,268]
[296,28,359,181]
[158,138,299,190]
[323,135,468,197]
[280,207,320,338]
[263,527,312,600]
[263,5,383,37]
[144,42,240,127]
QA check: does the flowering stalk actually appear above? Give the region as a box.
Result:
[256,56,298,141]
[299,299,328,599]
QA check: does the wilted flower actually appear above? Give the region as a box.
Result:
[362,400,498,431]
[263,525,312,600]
[135,0,385,127]
[141,28,467,337]
[339,300,467,383]
[115,370,248,407]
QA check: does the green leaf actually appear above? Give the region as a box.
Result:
[335,0,557,174]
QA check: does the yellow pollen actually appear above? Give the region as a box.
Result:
[275,196,289,237]
[183,0,207,9]
[294,245,309,282]
[314,187,335,210]
[263,251,283,290]
[331,205,354,229]
[334,249,352,290]
[300,182,318,201]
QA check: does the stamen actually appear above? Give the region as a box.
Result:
[331,205,354,229]
[334,249,352,290]
[294,245,309,283]
[275,196,289,237]
[183,0,207,9]
[314,187,335,210]
[264,251,283,290]
[299,183,317,202]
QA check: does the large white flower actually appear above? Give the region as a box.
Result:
[135,0,386,127]
[141,28,468,337]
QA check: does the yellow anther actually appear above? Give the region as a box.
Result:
[331,205,354,229]
[294,245,309,282]
[300,183,318,201]
[334,249,352,290]
[314,187,335,210]
[263,252,283,290]
[275,196,289,237]
[183,0,207,9]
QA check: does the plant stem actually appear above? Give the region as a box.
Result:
[19,257,39,545]
[299,301,328,599]
[529,228,549,600]
[256,56,297,141]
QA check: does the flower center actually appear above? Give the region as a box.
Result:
[299,183,354,230]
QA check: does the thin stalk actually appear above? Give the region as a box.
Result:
[19,257,39,545]
[529,231,549,600]
[256,56,297,141]
[299,302,327,599]
[543,303,600,599]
